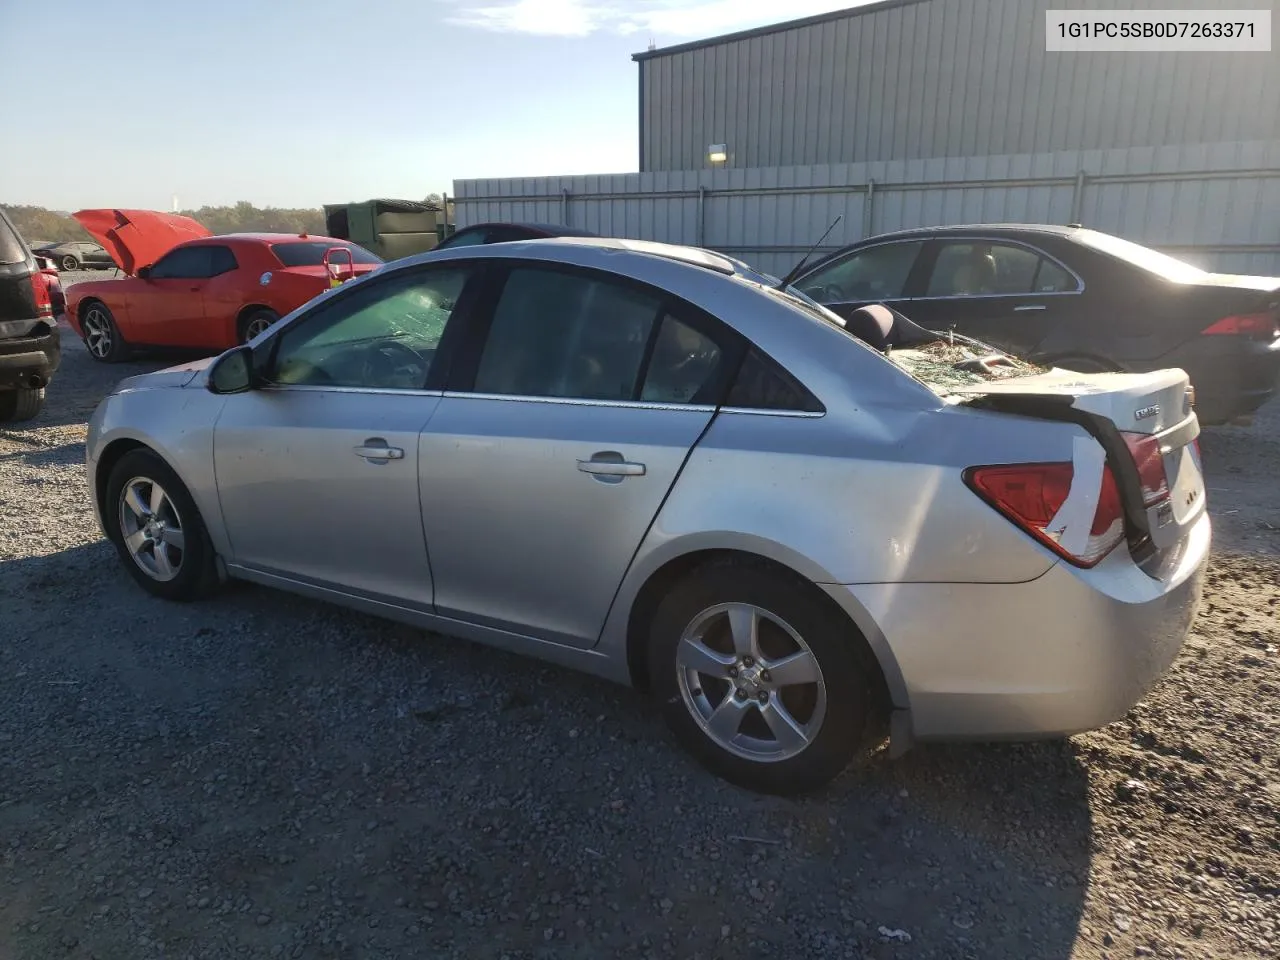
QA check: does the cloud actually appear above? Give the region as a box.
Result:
[441,0,863,39]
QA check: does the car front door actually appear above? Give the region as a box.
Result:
[896,238,1083,356]
[136,246,214,346]
[213,263,478,605]
[419,263,736,649]
[791,239,926,322]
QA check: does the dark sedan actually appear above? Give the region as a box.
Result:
[790,224,1280,425]
[33,240,115,272]
[434,222,598,251]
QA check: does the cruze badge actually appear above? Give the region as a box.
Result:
[1134,404,1160,422]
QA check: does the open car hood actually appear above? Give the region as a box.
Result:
[72,209,212,275]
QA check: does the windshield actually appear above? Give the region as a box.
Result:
[1072,229,1208,283]
[271,241,383,267]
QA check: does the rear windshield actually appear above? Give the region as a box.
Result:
[270,241,383,267]
[1071,230,1207,283]
[0,209,29,265]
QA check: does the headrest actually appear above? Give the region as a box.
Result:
[844,303,896,352]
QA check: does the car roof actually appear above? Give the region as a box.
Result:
[860,223,1082,242]
[195,233,351,245]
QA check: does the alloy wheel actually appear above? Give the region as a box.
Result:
[675,602,827,762]
[244,315,274,340]
[117,477,186,582]
[82,308,113,358]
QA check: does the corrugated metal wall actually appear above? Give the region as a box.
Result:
[637,0,1280,173]
[453,140,1280,278]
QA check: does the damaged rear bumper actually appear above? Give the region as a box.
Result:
[824,512,1209,747]
[0,325,61,390]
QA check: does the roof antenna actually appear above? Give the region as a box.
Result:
[776,215,841,289]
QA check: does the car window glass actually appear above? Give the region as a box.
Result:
[1033,258,1077,293]
[438,229,489,250]
[474,267,660,401]
[149,246,214,279]
[640,315,724,404]
[794,241,923,303]
[926,242,1068,297]
[269,266,469,390]
[726,346,821,411]
[208,246,238,275]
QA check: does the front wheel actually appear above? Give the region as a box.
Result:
[104,449,220,601]
[648,560,879,795]
[60,254,80,271]
[0,387,45,423]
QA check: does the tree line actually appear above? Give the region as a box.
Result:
[1,202,327,244]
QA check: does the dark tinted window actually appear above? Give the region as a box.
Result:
[640,315,725,404]
[726,347,821,412]
[150,246,215,279]
[474,267,660,401]
[0,209,27,265]
[270,241,382,266]
[436,228,490,250]
[209,246,238,276]
[795,241,923,303]
[925,241,1079,297]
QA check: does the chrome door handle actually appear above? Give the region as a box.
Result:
[354,439,405,462]
[578,454,646,478]
[1013,304,1047,312]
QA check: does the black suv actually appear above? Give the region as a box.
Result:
[0,207,60,422]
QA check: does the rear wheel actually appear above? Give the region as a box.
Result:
[104,449,219,601]
[239,307,279,343]
[81,302,128,362]
[60,254,80,271]
[648,560,879,795]
[0,388,45,423]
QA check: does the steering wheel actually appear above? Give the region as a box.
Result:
[363,339,429,388]
[820,282,847,302]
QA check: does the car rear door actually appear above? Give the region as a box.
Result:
[213,262,479,606]
[418,262,737,649]
[898,238,1083,356]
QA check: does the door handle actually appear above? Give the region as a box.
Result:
[354,438,405,462]
[577,452,646,479]
[1013,304,1047,312]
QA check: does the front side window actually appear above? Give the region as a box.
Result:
[473,267,661,401]
[267,266,470,390]
[794,241,924,304]
[925,241,1079,297]
[149,246,214,279]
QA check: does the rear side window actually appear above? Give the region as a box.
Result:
[209,246,238,276]
[271,241,383,266]
[726,347,822,412]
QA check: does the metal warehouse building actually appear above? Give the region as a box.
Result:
[455,0,1280,276]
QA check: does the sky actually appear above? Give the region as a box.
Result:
[0,0,862,212]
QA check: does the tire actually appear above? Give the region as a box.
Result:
[60,254,80,271]
[648,559,879,795]
[238,307,280,343]
[80,301,129,362]
[0,387,45,423]
[104,448,220,602]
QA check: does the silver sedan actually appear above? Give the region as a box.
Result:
[85,238,1210,794]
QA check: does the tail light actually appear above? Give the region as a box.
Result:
[1201,313,1277,339]
[964,462,1125,567]
[30,272,52,319]
[1121,432,1170,506]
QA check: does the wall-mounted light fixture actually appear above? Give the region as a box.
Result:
[708,144,727,164]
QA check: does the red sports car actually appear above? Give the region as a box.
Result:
[64,209,383,362]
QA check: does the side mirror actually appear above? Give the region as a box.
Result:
[207,345,255,394]
[136,266,152,280]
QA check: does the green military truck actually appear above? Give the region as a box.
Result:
[321,198,452,262]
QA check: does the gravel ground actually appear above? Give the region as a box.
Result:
[1,317,1278,960]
